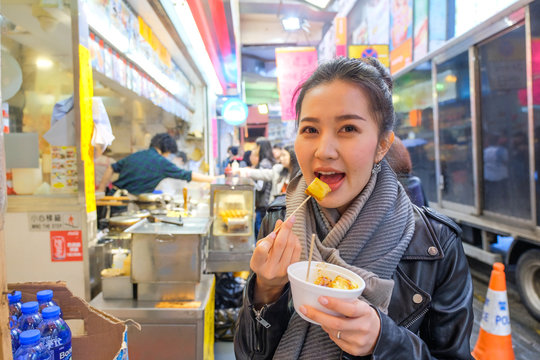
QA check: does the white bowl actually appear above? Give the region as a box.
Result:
[287,261,365,325]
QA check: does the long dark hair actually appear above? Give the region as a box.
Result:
[294,57,395,137]
[280,145,299,181]
[255,138,276,168]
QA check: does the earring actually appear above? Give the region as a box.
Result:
[372,162,382,175]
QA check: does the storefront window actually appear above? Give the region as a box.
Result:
[478,23,530,219]
[1,2,75,195]
[437,51,474,206]
[393,62,436,202]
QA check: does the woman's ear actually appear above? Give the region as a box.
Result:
[375,131,395,163]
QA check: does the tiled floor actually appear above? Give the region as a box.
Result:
[215,341,235,360]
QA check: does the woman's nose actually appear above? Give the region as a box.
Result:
[314,132,338,160]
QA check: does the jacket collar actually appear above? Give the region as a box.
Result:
[401,207,444,260]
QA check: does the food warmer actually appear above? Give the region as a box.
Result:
[206,177,255,272]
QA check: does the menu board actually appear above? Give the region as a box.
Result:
[51,146,78,193]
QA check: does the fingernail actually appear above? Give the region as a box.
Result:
[299,305,307,314]
[289,215,296,223]
[319,296,328,305]
[269,232,276,239]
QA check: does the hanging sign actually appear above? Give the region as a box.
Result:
[275,47,318,121]
[222,98,248,126]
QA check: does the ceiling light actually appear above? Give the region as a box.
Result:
[36,57,53,69]
[304,0,332,9]
[258,104,269,115]
[281,17,301,31]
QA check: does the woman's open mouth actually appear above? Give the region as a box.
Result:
[315,171,345,192]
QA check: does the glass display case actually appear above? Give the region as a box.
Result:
[207,177,255,272]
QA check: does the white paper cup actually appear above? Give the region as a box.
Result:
[287,261,365,325]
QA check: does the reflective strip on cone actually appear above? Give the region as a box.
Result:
[480,288,511,336]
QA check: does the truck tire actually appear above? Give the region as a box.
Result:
[516,249,540,321]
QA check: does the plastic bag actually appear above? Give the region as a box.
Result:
[215,272,246,309]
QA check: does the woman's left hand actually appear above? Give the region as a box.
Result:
[299,296,381,356]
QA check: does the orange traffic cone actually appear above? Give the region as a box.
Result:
[472,262,515,360]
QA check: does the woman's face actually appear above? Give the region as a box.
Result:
[280,150,291,168]
[295,80,393,213]
[250,147,259,167]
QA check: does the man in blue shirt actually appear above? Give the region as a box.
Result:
[97,133,214,195]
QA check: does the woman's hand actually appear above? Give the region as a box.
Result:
[299,297,381,356]
[250,216,302,305]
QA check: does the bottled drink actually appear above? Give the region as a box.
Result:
[13,329,51,360]
[36,290,63,318]
[39,306,72,360]
[18,302,43,331]
[8,290,23,321]
[10,317,22,354]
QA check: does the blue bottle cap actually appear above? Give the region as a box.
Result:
[36,289,53,302]
[7,290,22,303]
[152,190,163,194]
[21,301,39,314]
[19,329,41,345]
[42,306,61,319]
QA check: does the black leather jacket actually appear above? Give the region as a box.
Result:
[234,198,474,359]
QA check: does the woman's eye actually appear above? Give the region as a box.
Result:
[300,126,318,134]
[341,125,357,133]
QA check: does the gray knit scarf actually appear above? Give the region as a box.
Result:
[272,161,415,359]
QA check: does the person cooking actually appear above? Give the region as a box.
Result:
[97,133,214,195]
[234,57,473,359]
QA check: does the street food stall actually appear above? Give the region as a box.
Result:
[90,216,214,360]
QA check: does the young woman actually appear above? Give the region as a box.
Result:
[234,57,474,359]
[235,145,300,203]
[253,138,277,237]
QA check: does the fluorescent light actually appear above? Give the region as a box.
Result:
[304,0,332,9]
[258,104,268,114]
[281,17,301,31]
[36,57,53,69]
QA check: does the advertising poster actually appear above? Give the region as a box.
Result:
[349,45,390,68]
[429,0,447,51]
[50,231,83,262]
[51,146,78,194]
[336,17,347,57]
[390,0,413,50]
[367,0,390,45]
[390,38,413,74]
[275,47,318,121]
[414,0,428,60]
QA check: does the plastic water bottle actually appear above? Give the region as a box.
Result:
[10,317,22,354]
[39,306,72,360]
[13,329,51,360]
[36,290,63,318]
[18,302,43,331]
[8,290,23,321]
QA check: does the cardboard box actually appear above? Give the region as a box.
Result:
[8,281,128,360]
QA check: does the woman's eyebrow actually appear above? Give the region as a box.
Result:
[299,117,319,123]
[336,114,367,121]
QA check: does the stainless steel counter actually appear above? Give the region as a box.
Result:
[90,274,215,360]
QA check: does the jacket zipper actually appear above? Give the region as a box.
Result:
[252,305,271,353]
[403,307,429,329]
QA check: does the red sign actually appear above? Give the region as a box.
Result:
[275,47,318,121]
[50,231,83,262]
